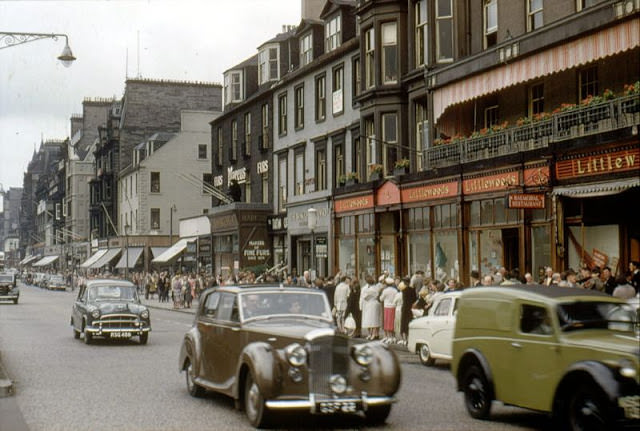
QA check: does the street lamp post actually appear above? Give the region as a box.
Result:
[169,204,177,245]
[307,207,317,280]
[0,32,76,66]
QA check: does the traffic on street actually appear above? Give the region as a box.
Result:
[0,280,553,431]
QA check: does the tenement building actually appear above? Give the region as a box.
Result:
[331,0,639,283]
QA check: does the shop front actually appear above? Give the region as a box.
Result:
[267,214,288,274]
[209,203,272,279]
[287,200,330,280]
[334,192,375,279]
[552,142,639,274]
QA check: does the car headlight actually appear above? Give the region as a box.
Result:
[140,309,149,319]
[619,360,637,379]
[352,344,374,366]
[91,309,100,319]
[285,343,307,367]
[329,374,347,394]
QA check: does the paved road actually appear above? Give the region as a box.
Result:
[0,282,549,430]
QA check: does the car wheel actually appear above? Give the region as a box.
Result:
[462,365,492,419]
[139,333,149,345]
[73,324,80,339]
[364,405,392,425]
[418,344,435,366]
[13,298,18,304]
[245,372,271,428]
[185,358,205,397]
[83,326,93,345]
[566,382,610,431]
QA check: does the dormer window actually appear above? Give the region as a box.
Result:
[258,44,279,85]
[224,70,243,105]
[325,14,341,52]
[300,33,313,66]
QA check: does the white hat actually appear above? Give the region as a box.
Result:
[378,275,385,282]
[385,277,395,285]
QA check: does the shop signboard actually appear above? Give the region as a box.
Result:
[508,193,546,209]
[334,194,374,213]
[463,171,519,194]
[555,147,639,180]
[315,237,328,259]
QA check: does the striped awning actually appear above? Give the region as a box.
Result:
[433,19,640,123]
[32,255,59,267]
[151,237,195,264]
[90,248,122,269]
[80,249,108,269]
[19,255,39,266]
[552,177,640,198]
[115,247,144,269]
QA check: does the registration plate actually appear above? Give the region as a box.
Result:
[109,332,132,338]
[619,395,640,419]
[316,400,359,414]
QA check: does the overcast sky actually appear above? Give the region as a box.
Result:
[0,0,301,193]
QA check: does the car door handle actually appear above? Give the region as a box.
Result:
[511,342,522,349]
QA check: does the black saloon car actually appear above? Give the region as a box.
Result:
[179,285,401,428]
[0,272,19,304]
[71,279,151,344]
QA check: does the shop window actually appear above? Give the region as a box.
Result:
[415,0,428,68]
[315,74,326,122]
[340,216,355,235]
[495,198,506,224]
[484,0,497,49]
[381,22,398,84]
[527,0,543,32]
[358,213,375,233]
[338,238,356,278]
[409,232,431,275]
[358,237,376,279]
[531,225,551,276]
[433,229,458,281]
[481,200,494,225]
[470,201,481,226]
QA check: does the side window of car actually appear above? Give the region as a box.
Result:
[204,292,220,318]
[217,294,236,321]
[520,304,553,335]
[434,298,451,316]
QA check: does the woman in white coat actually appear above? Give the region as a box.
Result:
[360,275,382,339]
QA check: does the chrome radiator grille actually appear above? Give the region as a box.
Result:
[97,314,138,329]
[308,336,350,397]
[0,286,11,295]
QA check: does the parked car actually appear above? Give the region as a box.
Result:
[70,279,151,345]
[0,272,19,304]
[179,285,401,428]
[47,274,67,291]
[408,290,462,366]
[451,285,639,430]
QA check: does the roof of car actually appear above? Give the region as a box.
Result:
[461,284,617,301]
[210,284,323,294]
[85,278,136,287]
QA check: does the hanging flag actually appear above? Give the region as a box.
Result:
[435,242,448,268]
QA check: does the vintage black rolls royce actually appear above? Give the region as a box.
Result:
[179,285,401,428]
[71,279,151,345]
[0,272,19,304]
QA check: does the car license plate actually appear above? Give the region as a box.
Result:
[110,332,132,338]
[316,400,359,414]
[619,395,640,419]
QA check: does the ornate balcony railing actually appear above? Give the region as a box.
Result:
[425,93,640,169]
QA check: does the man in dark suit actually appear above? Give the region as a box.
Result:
[629,261,640,295]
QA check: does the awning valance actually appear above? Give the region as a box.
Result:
[80,249,108,269]
[32,255,59,267]
[90,248,122,269]
[552,177,639,198]
[433,19,640,123]
[151,237,195,264]
[115,247,144,269]
[19,255,39,266]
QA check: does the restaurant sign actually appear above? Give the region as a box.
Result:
[508,193,545,209]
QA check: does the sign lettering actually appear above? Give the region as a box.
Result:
[556,148,639,180]
[463,172,519,194]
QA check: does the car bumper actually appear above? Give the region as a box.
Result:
[265,393,396,414]
[0,294,19,300]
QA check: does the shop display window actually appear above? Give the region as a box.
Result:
[567,225,619,271]
[408,233,431,277]
[433,230,459,282]
[531,225,551,276]
[358,237,376,279]
[338,238,356,277]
